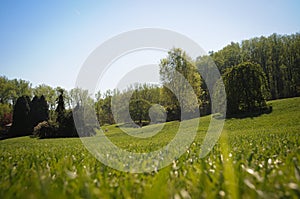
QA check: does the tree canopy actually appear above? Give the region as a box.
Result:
[223,62,269,115]
[160,48,202,120]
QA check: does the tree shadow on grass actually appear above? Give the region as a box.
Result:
[225,106,273,119]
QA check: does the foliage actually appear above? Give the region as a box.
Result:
[0,103,12,130]
[33,84,56,111]
[195,55,217,116]
[223,62,270,115]
[0,76,32,104]
[2,32,300,133]
[29,95,49,130]
[6,89,96,139]
[34,88,97,138]
[9,96,31,137]
[148,104,166,124]
[9,95,50,138]
[0,76,14,104]
[0,97,299,198]
[96,85,161,126]
[57,110,78,137]
[2,32,300,127]
[129,98,151,126]
[55,90,65,126]
[160,48,202,120]
[0,111,11,136]
[69,88,90,108]
[95,90,114,125]
[33,121,57,138]
[211,33,300,99]
[73,104,97,137]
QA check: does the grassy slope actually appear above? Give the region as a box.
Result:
[0,97,299,198]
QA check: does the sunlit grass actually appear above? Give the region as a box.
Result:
[0,97,299,198]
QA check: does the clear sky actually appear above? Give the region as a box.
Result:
[0,0,299,91]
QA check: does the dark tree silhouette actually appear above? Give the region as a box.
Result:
[10,96,31,137]
[59,110,77,137]
[39,95,49,121]
[54,91,80,137]
[29,96,39,129]
[29,95,49,131]
[55,90,65,126]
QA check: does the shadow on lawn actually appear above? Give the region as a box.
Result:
[226,106,273,119]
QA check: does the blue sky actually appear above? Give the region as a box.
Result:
[0,0,299,91]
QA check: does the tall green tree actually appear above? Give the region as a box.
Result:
[212,42,241,74]
[10,79,32,104]
[95,90,114,125]
[160,48,201,120]
[0,76,14,104]
[33,84,56,110]
[69,87,90,108]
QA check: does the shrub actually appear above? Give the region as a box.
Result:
[33,121,57,138]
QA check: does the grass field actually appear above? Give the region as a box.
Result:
[1,97,300,198]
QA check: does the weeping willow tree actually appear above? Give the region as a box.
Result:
[223,62,270,115]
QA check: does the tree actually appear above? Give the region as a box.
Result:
[0,103,12,133]
[33,84,56,111]
[212,33,300,100]
[73,102,97,137]
[29,95,49,130]
[160,48,201,120]
[55,89,65,126]
[0,76,14,104]
[196,55,220,115]
[212,42,241,74]
[101,93,114,124]
[223,62,269,115]
[9,96,31,137]
[10,79,32,104]
[129,98,151,126]
[69,87,90,108]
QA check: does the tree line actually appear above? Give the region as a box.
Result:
[208,33,300,99]
[0,81,97,138]
[0,32,299,137]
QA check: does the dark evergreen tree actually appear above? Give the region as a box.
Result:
[60,110,77,137]
[39,95,49,121]
[29,96,39,130]
[55,90,65,126]
[10,96,31,137]
[29,95,49,130]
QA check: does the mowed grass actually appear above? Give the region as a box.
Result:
[0,97,300,198]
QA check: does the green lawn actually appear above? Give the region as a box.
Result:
[0,97,300,198]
